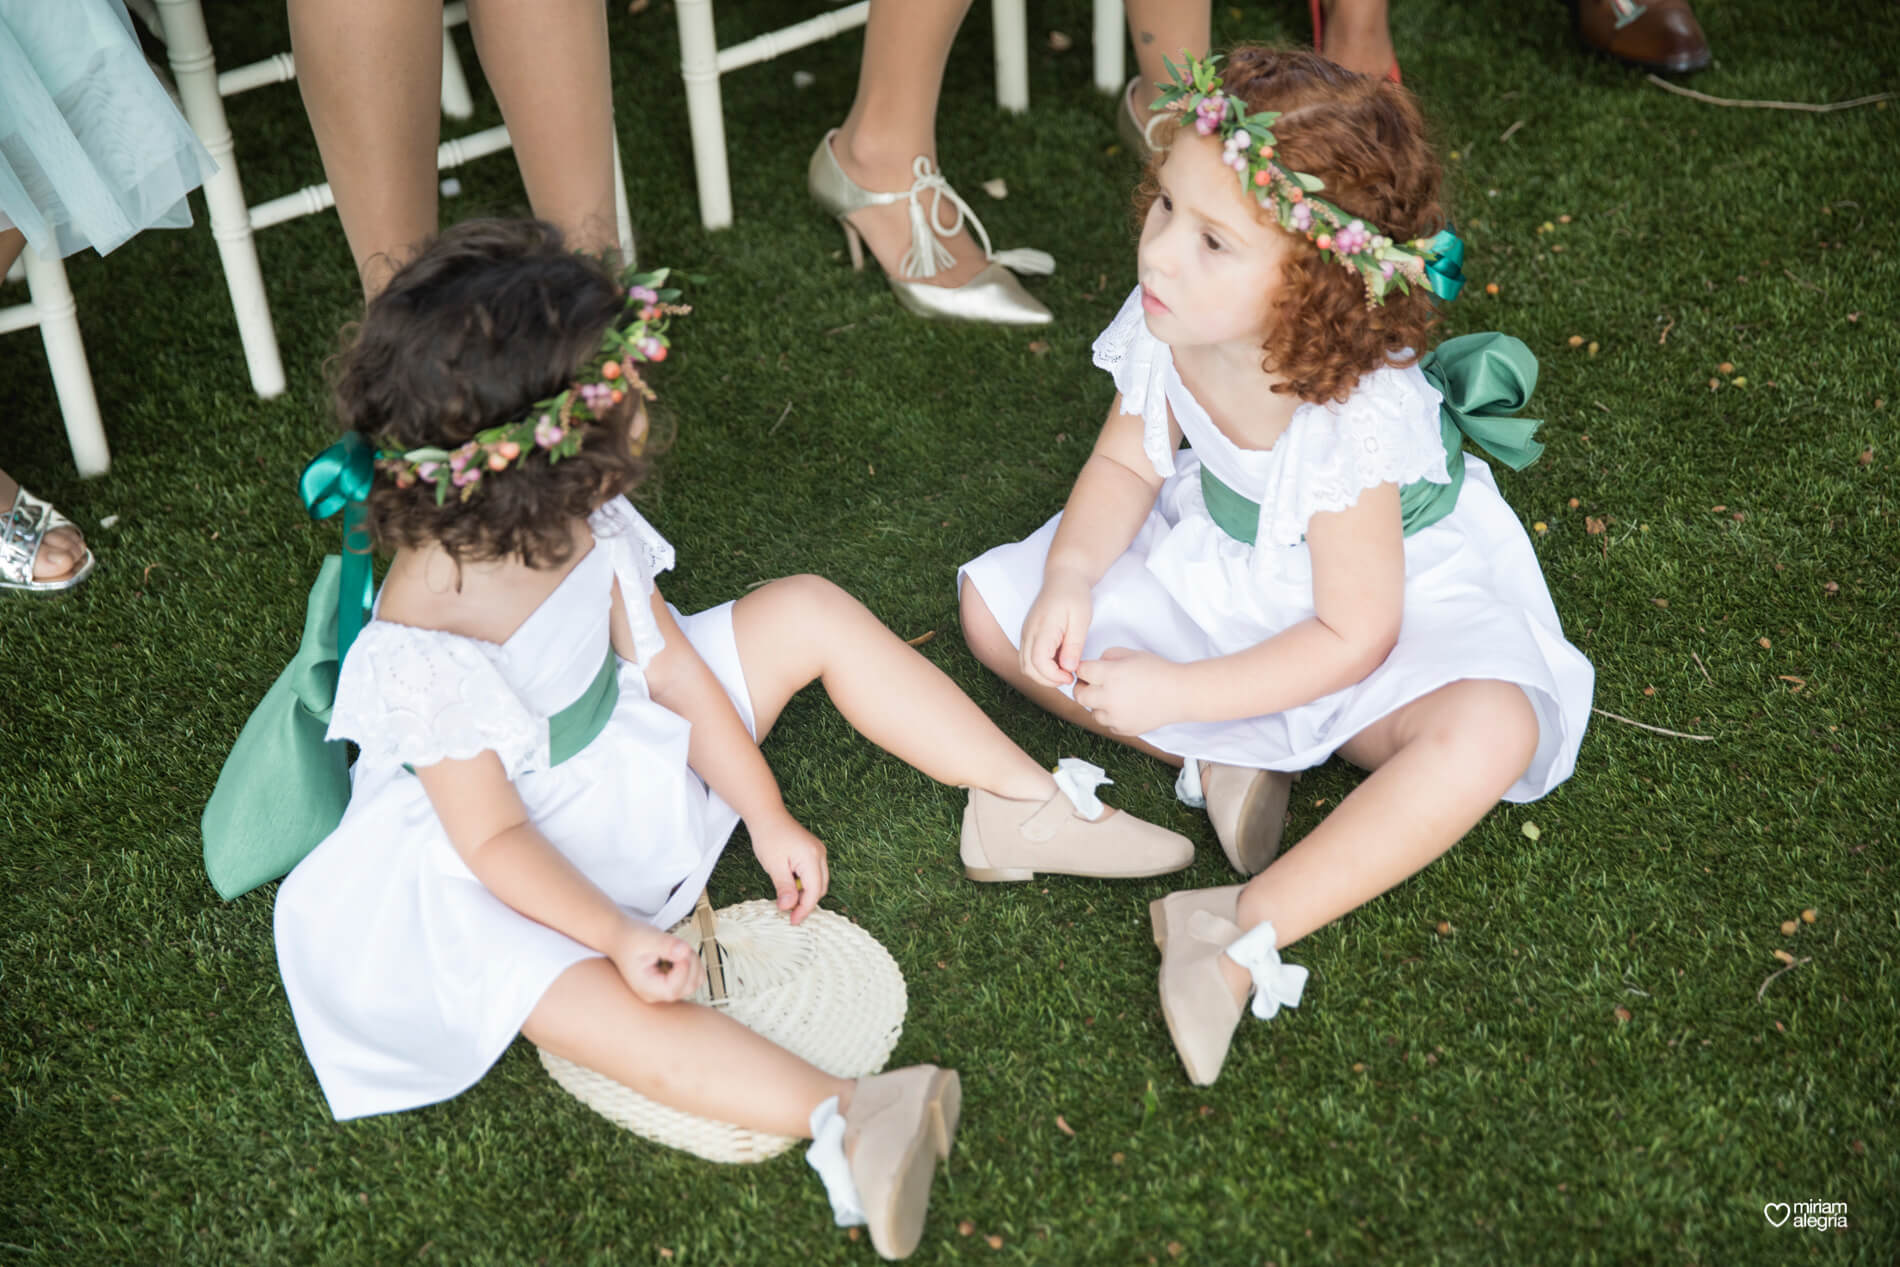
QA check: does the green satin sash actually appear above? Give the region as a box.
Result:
[1198,332,1542,546]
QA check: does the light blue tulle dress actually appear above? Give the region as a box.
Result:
[0,0,213,259]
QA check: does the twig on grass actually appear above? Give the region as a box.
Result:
[1499,119,1526,143]
[1645,75,1896,113]
[1783,268,1826,294]
[1658,317,1675,345]
[1757,955,1812,1001]
[1690,650,1713,684]
[1592,708,1714,741]
[769,400,794,434]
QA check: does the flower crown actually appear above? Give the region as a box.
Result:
[1152,54,1464,307]
[376,267,689,504]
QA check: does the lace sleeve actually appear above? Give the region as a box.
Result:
[1254,363,1451,549]
[1091,286,1176,477]
[327,623,549,778]
[590,494,673,667]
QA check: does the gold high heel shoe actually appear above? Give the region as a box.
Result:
[1116,77,1169,160]
[808,130,1053,326]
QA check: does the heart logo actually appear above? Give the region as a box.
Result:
[1763,1203,1791,1227]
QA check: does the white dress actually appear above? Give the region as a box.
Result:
[274,497,753,1121]
[959,287,1595,802]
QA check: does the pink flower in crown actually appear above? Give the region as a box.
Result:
[448,442,478,473]
[579,382,616,411]
[1289,201,1313,232]
[534,415,564,449]
[417,461,441,481]
[1380,260,1397,279]
[1193,93,1227,136]
[1334,220,1372,255]
[638,337,667,362]
[452,465,482,488]
[628,285,659,304]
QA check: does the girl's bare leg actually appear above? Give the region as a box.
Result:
[287,0,443,295]
[1216,678,1538,999]
[828,0,987,289]
[958,577,1183,765]
[734,575,1057,802]
[1123,0,1211,114]
[524,958,848,1135]
[1319,0,1395,79]
[465,0,620,258]
[1,229,87,581]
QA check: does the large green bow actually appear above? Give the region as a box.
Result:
[298,433,376,664]
[1423,229,1465,302]
[1398,332,1542,533]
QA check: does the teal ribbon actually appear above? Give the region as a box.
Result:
[298,434,376,665]
[1423,229,1465,302]
[1198,331,1541,545]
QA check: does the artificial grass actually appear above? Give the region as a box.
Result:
[3,0,1897,1262]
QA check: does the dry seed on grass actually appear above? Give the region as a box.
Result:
[1774,949,1796,965]
[1055,1115,1075,1137]
[1802,908,1817,923]
[1614,1007,1632,1024]
[1569,497,1581,509]
[986,1234,1005,1249]
[1781,920,1799,936]
[959,1221,975,1237]
[1567,334,1585,347]
[1719,361,1735,374]
[1436,921,1453,935]
[1652,597,1669,608]
[1759,637,1772,649]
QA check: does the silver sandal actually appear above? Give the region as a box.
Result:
[1,485,96,594]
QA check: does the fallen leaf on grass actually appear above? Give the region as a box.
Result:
[981,178,1009,200]
[1055,1115,1075,1137]
[1652,597,1669,608]
[959,1221,975,1237]
[1352,1062,1367,1072]
[1568,497,1581,509]
[1824,581,1840,595]
[1028,340,1050,356]
[1436,920,1453,935]
[986,1233,1005,1249]
[1758,637,1772,649]
[1047,29,1073,51]
[1780,919,1798,936]
[1777,675,1806,692]
[1585,516,1606,535]
[1167,1242,1185,1258]
[1718,361,1735,374]
[1613,1006,1631,1024]
[1567,335,1585,347]
[1802,908,1817,923]
[1859,448,1874,465]
[1773,949,1796,965]
[1522,821,1542,841]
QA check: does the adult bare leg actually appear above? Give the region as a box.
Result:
[465,0,620,259]
[828,0,987,290]
[287,0,443,296]
[1123,0,1211,114]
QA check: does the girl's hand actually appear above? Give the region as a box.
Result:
[750,816,829,924]
[1021,568,1093,688]
[1074,647,1185,737]
[609,922,704,1004]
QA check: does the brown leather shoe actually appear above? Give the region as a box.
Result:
[1572,0,1711,74]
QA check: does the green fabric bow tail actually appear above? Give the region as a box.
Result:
[1398,332,1543,534]
[200,557,355,900]
[201,436,377,900]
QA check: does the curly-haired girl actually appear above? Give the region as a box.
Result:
[957,49,1594,1085]
[265,220,1192,1258]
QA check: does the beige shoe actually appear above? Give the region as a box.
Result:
[1152,887,1309,1086]
[1150,886,1249,1085]
[807,130,1054,327]
[1201,762,1295,877]
[845,1065,961,1260]
[961,782,1194,883]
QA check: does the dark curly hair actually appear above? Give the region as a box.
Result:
[332,218,652,569]
[1134,46,1446,403]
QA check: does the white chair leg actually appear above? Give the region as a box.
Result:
[1094,0,1125,94]
[439,26,475,121]
[152,0,287,399]
[22,248,109,479]
[992,0,1029,113]
[676,0,732,230]
[611,132,635,265]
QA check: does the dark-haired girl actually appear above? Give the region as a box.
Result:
[957,50,1594,1085]
[270,220,1190,1260]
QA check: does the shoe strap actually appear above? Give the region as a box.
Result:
[805,1095,867,1228]
[0,486,66,585]
[1018,789,1077,842]
[897,157,1055,282]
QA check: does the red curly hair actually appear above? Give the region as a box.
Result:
[1134,46,1446,403]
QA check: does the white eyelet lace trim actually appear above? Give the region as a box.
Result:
[1091,288,1177,478]
[329,623,548,778]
